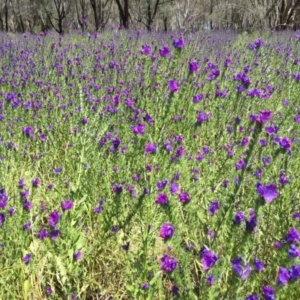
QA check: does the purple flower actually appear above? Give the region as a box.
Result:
[253,258,264,271]
[294,115,300,123]
[159,222,175,239]
[140,282,149,290]
[23,199,31,211]
[49,229,60,241]
[285,228,300,243]
[200,247,218,270]
[121,241,130,251]
[188,61,198,73]
[169,182,178,194]
[279,171,288,185]
[289,264,300,280]
[156,179,168,190]
[261,286,274,300]
[155,193,169,205]
[73,251,81,261]
[279,137,291,149]
[256,182,278,203]
[61,200,73,212]
[46,286,53,295]
[8,207,15,216]
[160,254,177,272]
[240,136,249,147]
[231,257,251,280]
[37,228,47,240]
[144,142,156,154]
[233,211,244,224]
[159,46,169,57]
[245,211,256,232]
[196,111,208,123]
[23,221,31,231]
[262,156,271,166]
[168,80,178,93]
[259,110,272,123]
[178,191,190,203]
[0,188,7,209]
[193,94,203,103]
[173,37,184,49]
[93,206,103,213]
[0,213,6,227]
[140,44,151,55]
[288,244,300,258]
[206,274,214,286]
[245,295,258,300]
[48,210,60,227]
[111,226,119,233]
[22,253,31,264]
[18,179,25,189]
[277,267,290,285]
[259,139,267,147]
[32,178,40,187]
[131,123,145,135]
[235,158,245,171]
[254,38,263,48]
[274,241,282,249]
[208,201,219,215]
[171,285,179,295]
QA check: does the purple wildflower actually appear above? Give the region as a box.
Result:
[178,191,190,204]
[73,251,81,261]
[231,257,251,280]
[233,211,244,224]
[159,222,175,239]
[261,286,274,300]
[208,201,219,215]
[171,285,179,295]
[288,244,300,258]
[245,295,258,300]
[32,178,40,187]
[22,253,31,264]
[0,188,7,209]
[61,200,73,212]
[253,258,264,271]
[140,44,151,55]
[169,182,178,194]
[48,210,60,227]
[289,264,300,280]
[144,142,156,154]
[200,248,218,270]
[155,193,169,205]
[160,254,177,272]
[235,158,245,171]
[188,61,198,73]
[256,182,278,203]
[159,46,169,57]
[37,228,47,240]
[277,267,290,285]
[206,274,214,286]
[168,80,178,93]
[173,37,184,49]
[285,228,300,243]
[0,213,6,227]
[140,282,149,290]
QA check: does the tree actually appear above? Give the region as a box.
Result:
[114,0,129,28]
[90,0,112,31]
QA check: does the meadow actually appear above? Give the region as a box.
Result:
[0,29,300,300]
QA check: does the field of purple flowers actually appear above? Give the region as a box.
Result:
[0,29,300,299]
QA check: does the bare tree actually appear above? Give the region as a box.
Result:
[114,0,129,28]
[45,0,71,34]
[90,0,111,31]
